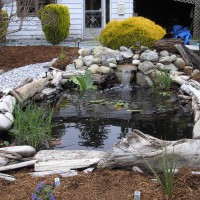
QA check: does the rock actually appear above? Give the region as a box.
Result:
[191,72,200,82]
[170,55,177,62]
[120,49,134,59]
[41,88,57,96]
[0,95,16,113]
[107,58,117,65]
[78,48,91,56]
[74,59,84,69]
[183,66,193,75]
[174,58,186,70]
[109,63,117,68]
[0,69,4,75]
[157,63,178,71]
[0,157,8,167]
[88,64,100,74]
[92,58,101,65]
[140,50,158,62]
[193,69,200,75]
[101,54,110,66]
[115,53,124,63]
[132,166,144,173]
[98,66,113,74]
[117,64,137,72]
[0,146,36,158]
[193,119,200,138]
[136,72,151,86]
[132,60,140,65]
[92,47,119,58]
[133,54,140,60]
[119,46,128,51]
[66,64,76,71]
[83,55,94,67]
[138,61,157,74]
[160,50,169,57]
[159,56,172,65]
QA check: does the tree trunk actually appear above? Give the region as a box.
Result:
[97,129,200,172]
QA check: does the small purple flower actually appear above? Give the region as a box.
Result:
[31,193,37,200]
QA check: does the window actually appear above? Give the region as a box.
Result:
[17,0,57,17]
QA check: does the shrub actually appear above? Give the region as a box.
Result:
[38,4,70,45]
[0,10,8,43]
[99,16,166,49]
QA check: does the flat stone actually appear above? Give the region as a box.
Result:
[120,49,134,59]
[159,56,172,65]
[42,88,57,95]
[157,63,178,71]
[140,51,158,62]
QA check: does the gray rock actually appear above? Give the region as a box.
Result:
[120,49,134,59]
[138,61,157,74]
[74,59,84,69]
[132,60,140,65]
[117,64,137,72]
[88,64,100,74]
[174,58,186,70]
[132,166,144,173]
[159,56,172,65]
[107,58,117,65]
[92,58,101,65]
[0,157,8,167]
[136,72,150,86]
[193,69,200,75]
[140,50,158,62]
[157,63,178,71]
[42,88,57,95]
[83,55,94,67]
[66,64,76,71]
[101,54,110,67]
[0,145,36,157]
[119,46,128,51]
[115,53,124,63]
[160,50,169,57]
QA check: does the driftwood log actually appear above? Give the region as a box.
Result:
[97,130,200,172]
[175,44,200,69]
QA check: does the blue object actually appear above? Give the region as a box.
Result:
[171,25,192,44]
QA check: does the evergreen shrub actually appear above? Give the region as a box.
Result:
[0,10,8,43]
[38,4,70,45]
[99,16,166,49]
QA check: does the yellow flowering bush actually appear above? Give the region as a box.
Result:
[99,16,166,49]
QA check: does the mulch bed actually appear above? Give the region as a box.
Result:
[0,46,200,199]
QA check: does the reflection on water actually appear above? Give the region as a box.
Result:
[52,86,193,151]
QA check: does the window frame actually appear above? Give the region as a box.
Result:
[17,0,57,17]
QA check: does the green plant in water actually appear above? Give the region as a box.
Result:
[144,147,177,199]
[9,102,54,151]
[152,70,172,93]
[69,70,97,92]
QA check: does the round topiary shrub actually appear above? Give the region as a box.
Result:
[0,10,8,43]
[38,4,70,45]
[99,16,166,49]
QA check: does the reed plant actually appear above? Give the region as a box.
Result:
[9,102,54,151]
[144,147,177,199]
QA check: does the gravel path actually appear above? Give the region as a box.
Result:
[0,62,50,92]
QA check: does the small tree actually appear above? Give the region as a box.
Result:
[38,4,70,45]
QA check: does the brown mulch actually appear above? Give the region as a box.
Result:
[0,46,200,199]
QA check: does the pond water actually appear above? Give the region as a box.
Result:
[52,85,193,151]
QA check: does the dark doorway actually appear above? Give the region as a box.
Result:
[134,0,194,33]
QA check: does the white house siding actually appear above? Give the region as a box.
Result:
[4,0,83,41]
[110,0,133,20]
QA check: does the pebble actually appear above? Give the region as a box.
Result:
[0,62,50,91]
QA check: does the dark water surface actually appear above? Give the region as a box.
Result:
[52,85,193,151]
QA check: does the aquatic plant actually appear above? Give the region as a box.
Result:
[9,102,54,151]
[99,16,166,49]
[70,70,97,92]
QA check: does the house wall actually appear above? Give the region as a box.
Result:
[4,0,133,41]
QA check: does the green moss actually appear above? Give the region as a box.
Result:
[0,10,8,43]
[38,4,70,45]
[99,16,166,49]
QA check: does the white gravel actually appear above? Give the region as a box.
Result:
[0,62,51,92]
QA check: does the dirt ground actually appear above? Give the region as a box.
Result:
[0,46,200,200]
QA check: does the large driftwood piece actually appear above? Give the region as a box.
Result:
[35,159,100,171]
[0,160,37,172]
[175,44,200,69]
[98,130,200,172]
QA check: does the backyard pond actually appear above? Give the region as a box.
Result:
[52,84,193,151]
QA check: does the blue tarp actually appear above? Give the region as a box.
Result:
[171,25,192,45]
